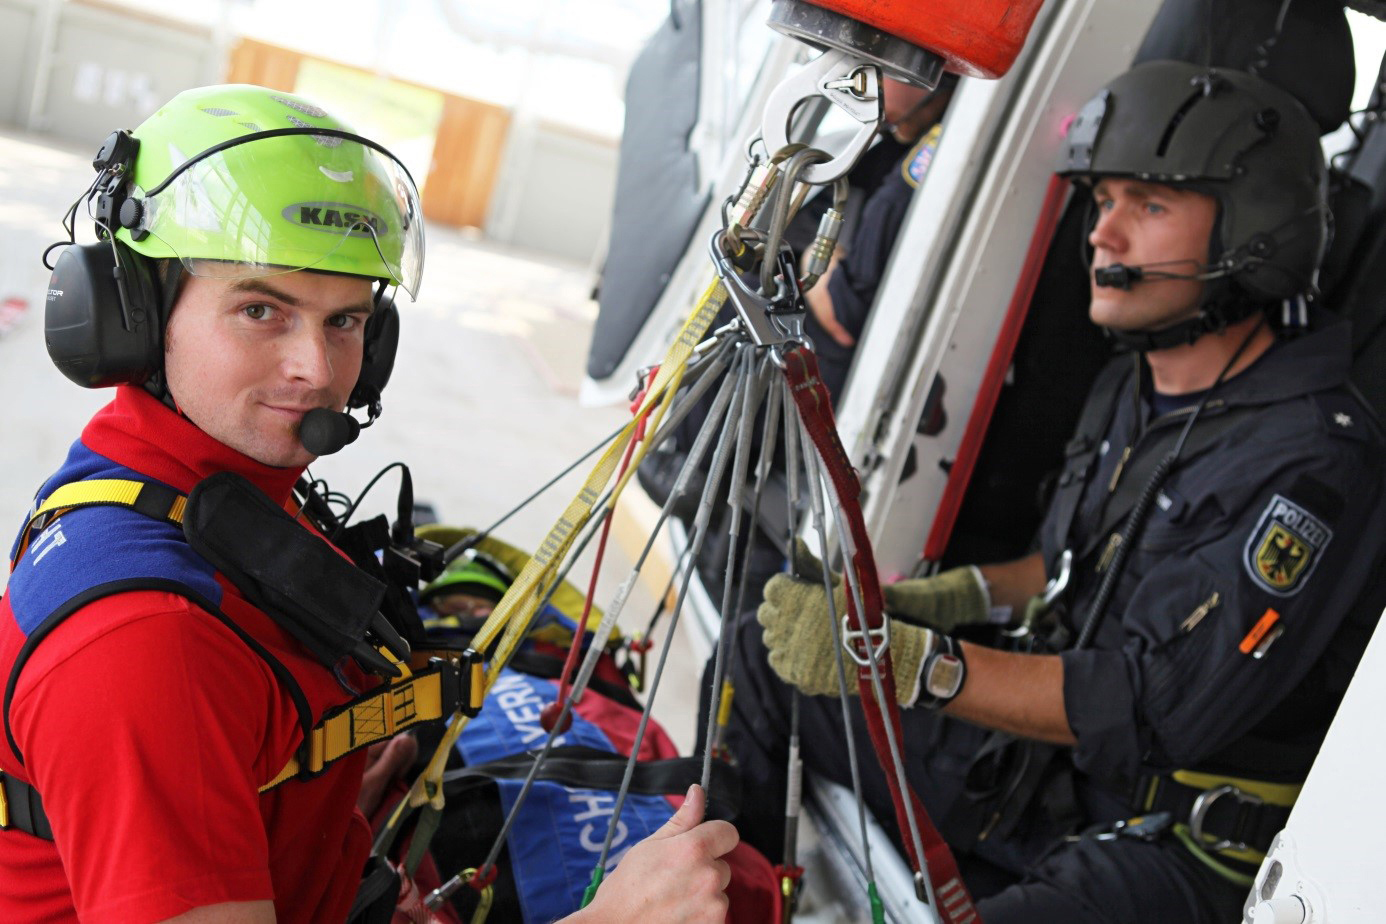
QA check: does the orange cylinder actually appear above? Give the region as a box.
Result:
[802,0,1046,79]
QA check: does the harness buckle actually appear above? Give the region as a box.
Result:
[841,614,890,667]
[1189,784,1261,852]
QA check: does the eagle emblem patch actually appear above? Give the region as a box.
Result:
[1243,495,1332,596]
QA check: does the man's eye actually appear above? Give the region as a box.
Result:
[329,314,361,331]
[244,303,272,320]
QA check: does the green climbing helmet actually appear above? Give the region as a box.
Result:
[116,84,424,297]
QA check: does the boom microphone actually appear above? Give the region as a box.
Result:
[299,408,361,456]
[1093,259,1235,290]
[1093,264,1144,289]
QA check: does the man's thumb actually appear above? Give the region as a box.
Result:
[652,784,707,839]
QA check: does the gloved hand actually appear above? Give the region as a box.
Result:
[757,571,938,705]
[789,539,996,633]
[883,568,995,633]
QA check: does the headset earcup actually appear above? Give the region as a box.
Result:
[350,293,399,410]
[45,242,163,388]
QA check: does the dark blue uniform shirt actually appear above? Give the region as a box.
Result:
[1038,320,1386,821]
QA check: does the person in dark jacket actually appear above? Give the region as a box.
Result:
[720,60,1386,923]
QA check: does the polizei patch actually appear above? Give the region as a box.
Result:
[1243,494,1332,596]
[283,201,387,238]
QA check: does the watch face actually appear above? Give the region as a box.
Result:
[926,653,965,700]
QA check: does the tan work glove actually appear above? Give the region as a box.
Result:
[757,571,938,705]
[790,539,996,633]
[883,568,996,633]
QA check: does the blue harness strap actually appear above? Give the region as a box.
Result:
[456,669,675,923]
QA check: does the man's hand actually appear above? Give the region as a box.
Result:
[883,568,995,633]
[789,539,992,633]
[569,784,738,924]
[356,734,418,816]
[800,250,856,348]
[758,572,938,704]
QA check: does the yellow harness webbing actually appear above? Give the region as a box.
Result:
[260,655,460,792]
[2,651,460,839]
[3,480,460,831]
[14,479,187,564]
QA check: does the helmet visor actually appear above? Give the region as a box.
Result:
[132,132,424,297]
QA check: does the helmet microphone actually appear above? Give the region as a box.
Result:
[1093,259,1237,289]
[1093,264,1143,289]
[298,408,361,456]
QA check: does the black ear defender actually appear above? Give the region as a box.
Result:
[350,286,399,413]
[45,130,166,388]
[45,242,163,387]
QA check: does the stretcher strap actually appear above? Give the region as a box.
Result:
[781,346,980,924]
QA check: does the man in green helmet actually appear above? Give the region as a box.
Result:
[0,85,736,923]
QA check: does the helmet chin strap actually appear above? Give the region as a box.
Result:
[1103,280,1266,353]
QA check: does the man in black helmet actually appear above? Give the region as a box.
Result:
[718,59,1386,922]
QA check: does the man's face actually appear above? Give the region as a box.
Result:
[881,78,952,144]
[163,270,376,468]
[1087,178,1219,332]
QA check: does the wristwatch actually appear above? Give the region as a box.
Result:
[919,636,966,709]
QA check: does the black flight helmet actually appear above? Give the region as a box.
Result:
[1058,60,1327,338]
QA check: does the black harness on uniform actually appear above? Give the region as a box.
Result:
[943,351,1303,871]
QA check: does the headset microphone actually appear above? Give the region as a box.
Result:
[299,408,361,456]
[1094,264,1143,289]
[1093,259,1235,290]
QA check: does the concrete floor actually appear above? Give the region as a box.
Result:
[0,126,704,753]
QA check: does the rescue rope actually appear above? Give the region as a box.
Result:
[405,116,979,924]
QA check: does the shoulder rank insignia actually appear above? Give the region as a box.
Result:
[903,123,943,188]
[1243,494,1332,596]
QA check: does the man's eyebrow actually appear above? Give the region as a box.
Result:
[229,277,375,314]
[230,278,303,307]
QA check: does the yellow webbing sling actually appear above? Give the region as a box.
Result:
[388,278,729,837]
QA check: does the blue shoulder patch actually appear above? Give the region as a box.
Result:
[7,507,221,636]
[902,123,943,189]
